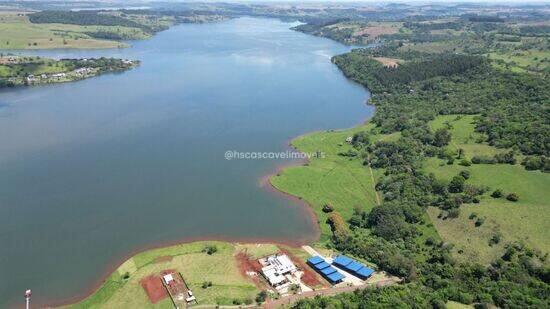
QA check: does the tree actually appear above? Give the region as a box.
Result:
[255,291,268,304]
[433,128,452,147]
[322,204,334,213]
[202,245,218,255]
[491,189,503,198]
[448,176,465,193]
[506,193,519,202]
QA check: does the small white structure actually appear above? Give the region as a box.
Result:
[345,136,353,143]
[261,254,297,287]
[163,273,174,284]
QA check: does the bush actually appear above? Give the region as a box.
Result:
[506,193,519,202]
[448,176,465,193]
[472,155,496,164]
[122,272,130,280]
[491,189,503,198]
[202,281,212,289]
[447,208,460,218]
[459,159,472,166]
[469,212,478,219]
[322,204,334,213]
[425,236,436,246]
[202,245,218,255]
[459,170,471,179]
[475,217,485,227]
[255,291,268,304]
[489,234,501,246]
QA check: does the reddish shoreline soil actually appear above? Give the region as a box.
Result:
[42,158,320,309]
[41,142,323,309]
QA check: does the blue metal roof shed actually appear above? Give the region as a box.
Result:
[320,267,337,276]
[345,262,364,273]
[326,272,345,283]
[313,261,331,270]
[356,267,374,279]
[307,256,324,265]
[333,255,353,267]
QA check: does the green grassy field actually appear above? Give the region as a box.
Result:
[270,123,404,243]
[0,57,72,77]
[0,12,150,49]
[64,242,260,308]
[425,115,550,264]
[487,49,550,74]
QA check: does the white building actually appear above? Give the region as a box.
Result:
[261,254,297,287]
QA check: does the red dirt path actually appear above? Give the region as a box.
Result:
[140,275,168,304]
[279,248,327,288]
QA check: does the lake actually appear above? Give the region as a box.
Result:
[0,17,372,307]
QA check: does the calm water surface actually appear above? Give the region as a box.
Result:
[0,17,371,307]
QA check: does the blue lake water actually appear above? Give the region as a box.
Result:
[0,17,372,307]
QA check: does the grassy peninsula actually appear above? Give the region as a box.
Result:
[0,55,138,88]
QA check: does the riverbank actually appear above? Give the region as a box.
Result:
[0,55,139,88]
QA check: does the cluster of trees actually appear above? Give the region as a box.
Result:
[404,21,464,32]
[28,10,151,31]
[332,50,549,171]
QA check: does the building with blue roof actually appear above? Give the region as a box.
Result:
[326,272,345,284]
[320,266,337,276]
[332,254,376,280]
[333,255,353,267]
[356,267,374,279]
[307,256,324,266]
[312,261,330,270]
[345,261,364,273]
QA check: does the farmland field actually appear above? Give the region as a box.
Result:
[425,115,550,264]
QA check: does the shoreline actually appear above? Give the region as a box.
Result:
[45,103,373,309]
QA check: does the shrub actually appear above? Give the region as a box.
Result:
[459,170,471,179]
[472,155,496,164]
[491,189,503,198]
[327,212,350,240]
[122,272,130,280]
[459,159,471,166]
[469,212,478,219]
[202,245,218,255]
[489,234,501,246]
[255,291,268,304]
[475,217,485,227]
[448,176,465,193]
[447,208,460,218]
[322,204,334,213]
[425,236,435,246]
[202,281,212,289]
[506,193,519,202]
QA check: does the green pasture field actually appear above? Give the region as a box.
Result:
[64,242,259,308]
[425,115,550,264]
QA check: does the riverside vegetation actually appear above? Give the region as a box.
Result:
[0,56,138,87]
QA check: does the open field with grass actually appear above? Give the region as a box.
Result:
[425,115,550,264]
[487,49,550,74]
[64,242,260,308]
[270,123,405,243]
[0,11,153,49]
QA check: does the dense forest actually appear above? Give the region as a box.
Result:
[28,11,149,31]
[333,50,549,169]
